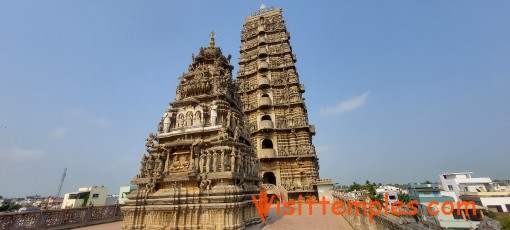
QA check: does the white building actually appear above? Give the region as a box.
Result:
[440,172,510,212]
[61,186,108,209]
[376,185,400,207]
[315,179,334,201]
[118,185,137,204]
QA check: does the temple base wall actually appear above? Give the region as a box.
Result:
[122,200,261,230]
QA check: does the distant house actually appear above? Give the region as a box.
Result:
[47,197,63,208]
[440,172,510,212]
[118,185,137,205]
[61,186,108,209]
[408,183,482,229]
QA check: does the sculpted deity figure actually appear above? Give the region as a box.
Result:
[155,155,163,173]
[146,156,154,173]
[210,103,218,126]
[163,110,172,133]
[185,111,193,126]
[177,114,185,128]
[220,150,225,172]
[139,155,148,177]
[194,111,202,126]
[212,151,218,172]
[233,125,240,141]
[199,155,205,173]
[230,148,236,172]
[146,178,155,194]
[226,111,232,128]
[145,138,152,149]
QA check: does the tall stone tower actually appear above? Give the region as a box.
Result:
[237,7,320,200]
[122,36,261,229]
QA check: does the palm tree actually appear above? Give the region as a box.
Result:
[397,191,410,204]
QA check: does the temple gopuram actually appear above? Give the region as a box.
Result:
[122,36,261,229]
[236,7,321,201]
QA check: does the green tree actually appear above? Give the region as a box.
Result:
[397,191,410,204]
[369,193,384,203]
[0,203,21,212]
[365,183,376,196]
[347,182,362,192]
[498,216,510,229]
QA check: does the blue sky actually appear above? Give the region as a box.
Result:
[1,1,509,197]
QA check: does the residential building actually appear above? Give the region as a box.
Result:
[105,194,118,205]
[61,186,108,209]
[47,197,63,209]
[316,179,334,201]
[408,183,482,229]
[378,190,399,207]
[440,172,510,212]
[118,185,137,205]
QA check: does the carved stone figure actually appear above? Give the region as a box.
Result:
[139,155,147,178]
[177,113,185,128]
[210,103,218,126]
[194,111,202,126]
[146,156,154,173]
[185,111,193,126]
[163,110,172,133]
[154,155,163,174]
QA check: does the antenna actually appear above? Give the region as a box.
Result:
[56,168,67,198]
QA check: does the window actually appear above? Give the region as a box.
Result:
[261,115,272,121]
[262,139,273,149]
[448,185,453,190]
[92,194,99,199]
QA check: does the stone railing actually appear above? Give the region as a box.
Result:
[0,205,122,230]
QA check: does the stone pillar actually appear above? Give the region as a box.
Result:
[206,152,211,173]
[230,149,236,172]
[212,151,218,172]
[220,150,225,172]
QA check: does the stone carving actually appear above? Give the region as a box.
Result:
[194,110,202,126]
[210,102,218,126]
[138,155,148,178]
[123,38,261,230]
[163,110,172,133]
[237,8,320,199]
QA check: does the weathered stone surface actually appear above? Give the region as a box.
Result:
[237,7,321,201]
[122,37,261,229]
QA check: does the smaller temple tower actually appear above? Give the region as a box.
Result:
[122,35,261,229]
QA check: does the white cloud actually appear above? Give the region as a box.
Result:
[321,91,370,115]
[51,127,67,140]
[0,148,46,162]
